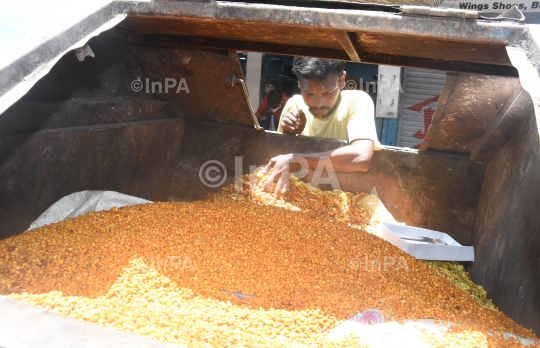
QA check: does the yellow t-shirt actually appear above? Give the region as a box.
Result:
[277,90,382,150]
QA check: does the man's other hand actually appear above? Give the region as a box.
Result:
[280,109,306,134]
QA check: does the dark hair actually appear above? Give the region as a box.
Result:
[267,90,283,109]
[292,57,346,81]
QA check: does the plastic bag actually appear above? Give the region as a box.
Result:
[28,191,152,231]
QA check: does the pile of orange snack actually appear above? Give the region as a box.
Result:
[0,172,537,347]
[210,170,500,311]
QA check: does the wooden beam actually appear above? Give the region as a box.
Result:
[334,32,362,63]
[418,73,459,153]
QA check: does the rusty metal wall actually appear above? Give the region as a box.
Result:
[468,112,540,335]
[0,33,256,239]
[0,120,186,239]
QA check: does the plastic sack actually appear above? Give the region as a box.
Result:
[28,191,152,231]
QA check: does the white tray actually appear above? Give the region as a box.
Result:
[379,222,474,261]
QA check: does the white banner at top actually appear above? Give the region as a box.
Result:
[440,0,540,12]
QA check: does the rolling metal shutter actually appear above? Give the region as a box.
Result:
[397,68,446,149]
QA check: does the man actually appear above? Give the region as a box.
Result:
[255,89,290,129]
[261,57,382,195]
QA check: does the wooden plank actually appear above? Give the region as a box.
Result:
[120,15,343,51]
[119,15,514,67]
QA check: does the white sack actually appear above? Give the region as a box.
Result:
[28,191,152,230]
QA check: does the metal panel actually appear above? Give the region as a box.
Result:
[0,119,186,239]
[469,112,540,335]
[419,73,524,155]
[397,68,446,149]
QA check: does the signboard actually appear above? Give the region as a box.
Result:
[440,0,540,12]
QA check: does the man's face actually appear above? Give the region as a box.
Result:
[298,72,345,118]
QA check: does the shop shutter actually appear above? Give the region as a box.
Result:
[397,68,446,149]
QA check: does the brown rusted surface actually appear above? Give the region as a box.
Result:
[119,15,514,68]
[470,86,534,165]
[108,28,350,61]
[120,16,344,51]
[305,149,484,245]
[354,32,513,66]
[108,25,518,77]
[337,151,483,245]
[5,32,256,130]
[419,73,458,153]
[0,100,181,133]
[127,43,255,127]
[170,122,484,245]
[420,73,520,155]
[469,112,540,335]
[0,119,185,239]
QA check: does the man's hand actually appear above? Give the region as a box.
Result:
[260,154,299,196]
[280,109,307,134]
[259,140,374,196]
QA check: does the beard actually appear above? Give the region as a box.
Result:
[309,106,331,117]
[308,93,342,119]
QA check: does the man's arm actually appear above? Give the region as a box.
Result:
[261,139,374,195]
